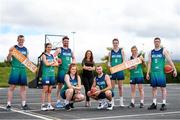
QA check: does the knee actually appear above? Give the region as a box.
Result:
[105,90,112,97]
[77,94,85,101]
[9,86,16,91]
[67,88,74,94]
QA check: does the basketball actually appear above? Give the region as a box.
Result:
[57,58,62,65]
[164,64,173,74]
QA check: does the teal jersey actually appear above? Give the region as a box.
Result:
[130,56,144,79]
[42,53,55,77]
[58,47,72,70]
[110,48,123,67]
[151,48,165,72]
[11,45,28,68]
[61,74,78,92]
[95,74,107,90]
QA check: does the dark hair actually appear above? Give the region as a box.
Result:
[154,37,161,41]
[112,38,119,43]
[67,63,78,79]
[62,36,69,41]
[44,43,52,52]
[17,35,24,39]
[83,50,94,62]
[131,45,138,50]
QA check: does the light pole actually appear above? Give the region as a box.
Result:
[71,32,76,53]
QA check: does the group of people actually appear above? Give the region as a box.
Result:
[6,35,177,112]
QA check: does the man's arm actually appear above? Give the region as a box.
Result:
[146,52,151,80]
[7,46,14,61]
[164,49,177,77]
[72,52,76,63]
[100,75,112,93]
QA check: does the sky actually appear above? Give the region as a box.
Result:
[0,0,180,63]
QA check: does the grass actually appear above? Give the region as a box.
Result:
[0,62,180,87]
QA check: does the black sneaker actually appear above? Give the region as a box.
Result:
[160,104,167,111]
[22,104,30,110]
[65,104,71,111]
[6,105,11,111]
[140,103,144,108]
[69,103,74,108]
[128,103,135,108]
[148,103,157,110]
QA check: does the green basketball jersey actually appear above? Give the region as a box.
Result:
[110,48,123,67]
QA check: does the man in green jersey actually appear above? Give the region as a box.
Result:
[146,37,177,111]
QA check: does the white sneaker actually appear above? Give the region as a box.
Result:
[97,99,107,109]
[41,104,47,111]
[107,102,113,110]
[47,104,55,111]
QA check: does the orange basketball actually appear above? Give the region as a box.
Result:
[164,64,173,74]
[57,58,62,65]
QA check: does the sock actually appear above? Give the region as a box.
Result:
[7,101,11,106]
[162,99,166,104]
[22,101,26,106]
[48,103,51,106]
[64,100,69,105]
[131,98,135,104]
[153,98,157,105]
[140,99,144,104]
[112,97,115,106]
[57,99,60,103]
[120,96,124,106]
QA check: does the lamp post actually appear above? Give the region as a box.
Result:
[71,32,76,53]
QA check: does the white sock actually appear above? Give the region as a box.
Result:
[7,101,11,106]
[162,99,166,104]
[112,98,114,105]
[153,98,157,105]
[57,99,60,103]
[22,101,26,106]
[64,100,69,105]
[140,99,144,104]
[120,97,124,106]
[41,103,45,106]
[48,103,51,106]
[131,98,135,104]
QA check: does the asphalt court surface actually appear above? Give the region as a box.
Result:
[0,84,180,120]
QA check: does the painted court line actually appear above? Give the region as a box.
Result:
[0,105,61,120]
[78,111,180,120]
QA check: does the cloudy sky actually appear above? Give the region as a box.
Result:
[0,0,180,63]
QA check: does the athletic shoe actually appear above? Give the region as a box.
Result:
[6,105,11,111]
[56,101,64,108]
[97,100,107,109]
[140,103,144,108]
[69,103,74,108]
[148,103,157,110]
[21,104,30,110]
[106,103,113,110]
[41,104,47,111]
[160,104,167,111]
[128,103,135,108]
[47,104,55,111]
[65,104,71,111]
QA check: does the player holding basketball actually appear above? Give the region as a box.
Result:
[41,43,58,111]
[60,63,84,111]
[6,35,30,110]
[53,36,76,108]
[146,37,177,111]
[108,38,125,107]
[128,46,145,108]
[88,65,114,110]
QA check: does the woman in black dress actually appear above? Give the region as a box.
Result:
[82,50,95,107]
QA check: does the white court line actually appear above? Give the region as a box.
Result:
[0,105,61,120]
[78,111,180,120]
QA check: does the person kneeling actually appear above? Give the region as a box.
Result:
[88,65,114,110]
[60,63,85,111]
